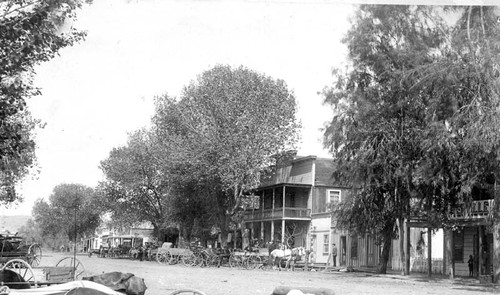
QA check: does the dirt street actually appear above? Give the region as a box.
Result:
[40,251,499,295]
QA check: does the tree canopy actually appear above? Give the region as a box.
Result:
[32,183,102,242]
[0,0,89,203]
[99,65,301,245]
[323,5,500,274]
[154,65,300,243]
[98,129,174,233]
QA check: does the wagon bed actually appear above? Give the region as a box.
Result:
[157,247,196,265]
[1,257,86,288]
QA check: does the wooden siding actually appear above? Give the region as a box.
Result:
[312,187,327,214]
[455,227,477,276]
[342,234,380,268]
[312,187,348,214]
[261,157,314,186]
[288,159,313,184]
[391,227,431,272]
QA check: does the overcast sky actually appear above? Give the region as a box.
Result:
[2,0,494,216]
[1,0,356,216]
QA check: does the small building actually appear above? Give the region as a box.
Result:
[82,221,154,252]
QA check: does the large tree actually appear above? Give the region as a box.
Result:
[0,0,89,203]
[153,65,300,245]
[99,129,174,234]
[325,5,500,275]
[32,183,102,242]
[323,5,451,274]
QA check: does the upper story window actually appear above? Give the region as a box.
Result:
[313,188,343,214]
[328,190,341,205]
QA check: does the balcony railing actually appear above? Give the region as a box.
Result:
[448,199,494,220]
[243,207,311,220]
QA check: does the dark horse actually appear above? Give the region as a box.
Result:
[0,269,31,289]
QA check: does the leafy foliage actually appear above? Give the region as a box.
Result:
[32,183,102,241]
[151,65,300,243]
[99,129,174,232]
[0,0,89,203]
[323,5,500,273]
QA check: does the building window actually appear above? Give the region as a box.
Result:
[453,231,464,262]
[323,234,329,255]
[328,190,341,204]
[351,236,358,259]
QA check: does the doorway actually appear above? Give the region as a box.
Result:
[340,236,347,266]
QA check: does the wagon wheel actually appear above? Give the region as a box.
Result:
[2,258,38,289]
[228,254,241,268]
[193,252,205,267]
[56,257,86,280]
[181,253,198,267]
[27,244,42,267]
[247,255,262,269]
[156,251,169,264]
[169,289,207,295]
[167,251,178,265]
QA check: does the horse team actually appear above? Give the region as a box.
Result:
[268,245,307,271]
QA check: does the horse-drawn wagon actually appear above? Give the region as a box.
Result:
[228,250,264,269]
[0,256,86,289]
[0,234,42,267]
[157,246,198,266]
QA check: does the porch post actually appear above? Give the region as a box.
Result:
[250,222,255,242]
[427,228,432,277]
[282,219,286,245]
[271,221,275,242]
[479,226,484,275]
[261,221,264,241]
[272,188,275,213]
[283,186,286,244]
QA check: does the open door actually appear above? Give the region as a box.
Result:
[340,236,347,266]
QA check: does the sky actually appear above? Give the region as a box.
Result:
[1,0,356,216]
[2,0,494,216]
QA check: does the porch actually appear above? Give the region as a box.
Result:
[243,207,311,220]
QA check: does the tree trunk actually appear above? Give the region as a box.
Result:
[378,230,392,274]
[220,227,228,248]
[397,218,406,275]
[493,222,500,283]
[445,228,454,279]
[493,180,500,283]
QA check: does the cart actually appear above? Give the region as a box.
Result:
[157,247,197,266]
[1,257,86,289]
[0,234,42,267]
[228,251,263,269]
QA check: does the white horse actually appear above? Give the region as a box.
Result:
[270,247,306,271]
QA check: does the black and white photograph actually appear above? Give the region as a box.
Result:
[1,0,500,294]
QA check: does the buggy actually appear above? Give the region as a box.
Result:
[0,234,42,267]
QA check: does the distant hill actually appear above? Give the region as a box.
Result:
[0,215,31,234]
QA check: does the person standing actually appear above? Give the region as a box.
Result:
[468,255,474,277]
[331,243,338,267]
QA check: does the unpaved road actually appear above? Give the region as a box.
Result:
[40,251,499,295]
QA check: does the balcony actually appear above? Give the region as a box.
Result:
[448,199,494,220]
[243,207,311,221]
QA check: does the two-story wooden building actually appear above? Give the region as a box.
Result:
[242,154,381,267]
